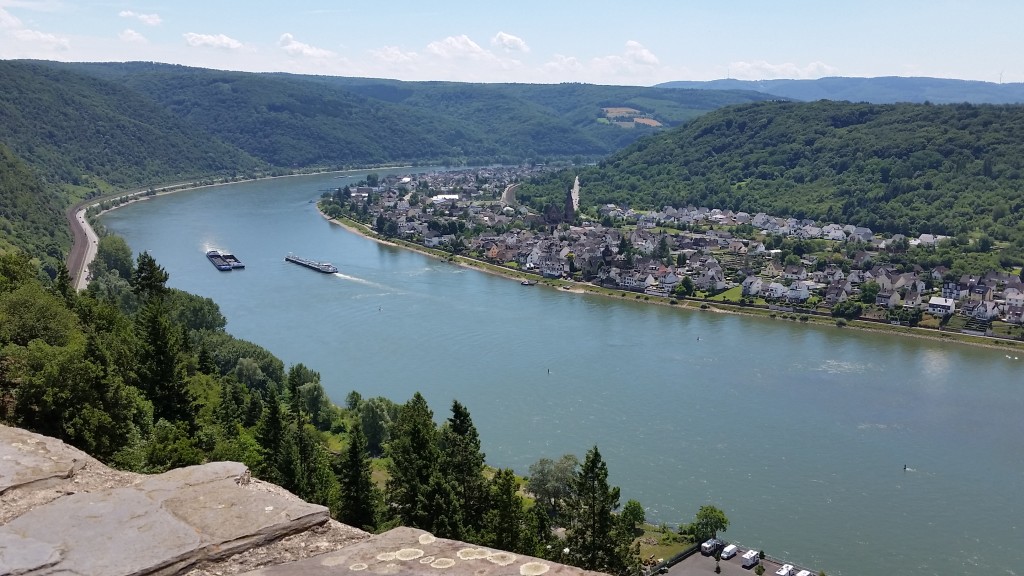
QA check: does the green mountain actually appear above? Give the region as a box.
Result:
[0,61,266,194]
[657,76,1024,105]
[519,100,1024,243]
[41,61,778,166]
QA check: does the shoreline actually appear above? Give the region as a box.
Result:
[320,210,1024,353]
[66,165,418,287]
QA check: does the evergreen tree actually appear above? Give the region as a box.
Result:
[135,297,194,426]
[337,421,379,531]
[438,400,488,536]
[482,468,526,553]
[564,446,635,575]
[385,392,439,528]
[425,471,464,539]
[131,251,169,300]
[255,388,286,483]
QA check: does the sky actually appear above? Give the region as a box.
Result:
[2,0,1024,85]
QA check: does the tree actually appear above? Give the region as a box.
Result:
[692,505,730,542]
[385,392,439,528]
[337,421,379,531]
[131,251,168,300]
[527,453,579,520]
[620,499,646,534]
[135,297,194,426]
[482,468,527,553]
[438,400,488,536]
[360,396,398,456]
[673,276,695,298]
[859,280,881,304]
[563,446,635,575]
[93,235,134,280]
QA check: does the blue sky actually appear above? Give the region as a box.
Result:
[2,0,1023,85]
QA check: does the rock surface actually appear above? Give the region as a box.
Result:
[238,526,607,576]
[0,425,367,576]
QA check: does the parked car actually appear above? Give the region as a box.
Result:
[701,538,722,555]
[721,544,738,559]
[776,564,793,576]
[741,549,760,568]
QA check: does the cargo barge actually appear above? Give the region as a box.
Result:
[207,250,232,271]
[285,254,338,274]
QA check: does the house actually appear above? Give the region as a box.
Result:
[875,291,901,309]
[942,280,963,301]
[783,265,807,281]
[927,296,956,316]
[824,280,850,306]
[741,275,763,296]
[787,281,811,302]
[765,282,787,299]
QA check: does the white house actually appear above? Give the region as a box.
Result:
[927,296,956,316]
[741,275,763,296]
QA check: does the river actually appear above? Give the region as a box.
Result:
[100,170,1024,576]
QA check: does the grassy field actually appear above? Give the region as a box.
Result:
[636,524,693,563]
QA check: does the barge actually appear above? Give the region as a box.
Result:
[207,250,232,271]
[285,254,338,274]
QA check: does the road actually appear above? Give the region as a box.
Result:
[65,203,98,290]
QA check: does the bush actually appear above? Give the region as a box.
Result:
[755,564,765,575]
[799,314,809,322]
[669,299,678,305]
[700,303,709,309]
[835,318,847,327]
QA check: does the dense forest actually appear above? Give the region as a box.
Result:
[518,101,1024,248]
[36,61,776,168]
[658,76,1024,105]
[0,143,69,275]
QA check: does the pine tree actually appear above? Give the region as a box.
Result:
[482,468,526,553]
[564,446,633,575]
[135,297,194,427]
[131,251,169,300]
[255,388,286,483]
[438,400,487,536]
[385,392,439,529]
[337,421,379,531]
[425,471,464,539]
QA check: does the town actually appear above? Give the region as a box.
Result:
[319,166,1024,341]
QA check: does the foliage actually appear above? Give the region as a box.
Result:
[519,101,1024,258]
[830,300,863,320]
[692,505,730,542]
[526,453,580,520]
[336,421,379,531]
[384,392,440,529]
[563,446,637,575]
[0,143,69,275]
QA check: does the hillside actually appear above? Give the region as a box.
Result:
[0,61,266,195]
[43,61,777,166]
[657,76,1024,104]
[518,101,1024,243]
[0,142,69,272]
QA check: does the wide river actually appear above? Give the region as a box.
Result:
[101,170,1023,576]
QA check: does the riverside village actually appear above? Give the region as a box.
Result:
[320,166,1024,342]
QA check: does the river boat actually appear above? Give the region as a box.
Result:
[521,279,538,286]
[206,250,232,271]
[285,254,338,274]
[222,252,245,269]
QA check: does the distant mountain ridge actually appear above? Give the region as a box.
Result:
[657,76,1024,104]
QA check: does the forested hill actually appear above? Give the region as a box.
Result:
[0,61,266,194]
[518,101,1024,241]
[657,76,1024,105]
[40,61,777,167]
[0,143,69,269]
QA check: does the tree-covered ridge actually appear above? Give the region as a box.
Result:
[0,61,266,193]
[658,76,1024,105]
[40,61,777,167]
[0,143,69,271]
[518,101,1024,243]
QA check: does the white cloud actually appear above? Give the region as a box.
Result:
[183,32,243,50]
[0,7,68,50]
[0,7,21,28]
[278,33,334,58]
[426,34,492,60]
[371,45,419,65]
[118,10,161,26]
[119,28,146,43]
[542,54,583,74]
[491,31,529,53]
[728,60,839,80]
[624,40,659,66]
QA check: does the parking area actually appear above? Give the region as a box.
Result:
[664,549,806,576]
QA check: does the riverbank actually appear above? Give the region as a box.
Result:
[66,165,419,287]
[321,211,1024,353]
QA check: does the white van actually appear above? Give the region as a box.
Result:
[741,549,759,568]
[721,544,738,559]
[775,564,793,576]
